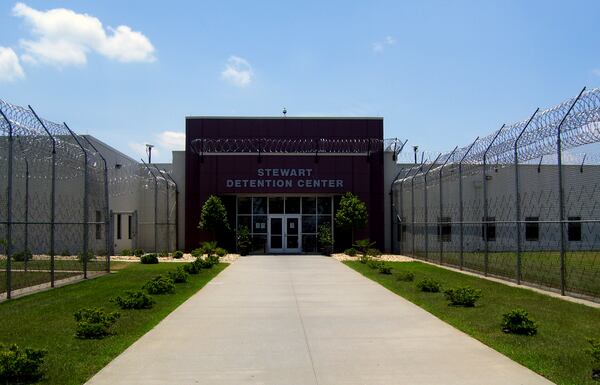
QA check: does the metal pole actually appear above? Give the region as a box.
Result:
[0,107,14,298]
[424,154,442,261]
[458,137,479,270]
[153,164,170,253]
[388,140,408,252]
[439,147,458,265]
[81,135,111,271]
[17,138,30,272]
[514,109,539,284]
[557,87,586,295]
[141,159,159,252]
[64,123,89,278]
[482,125,505,276]
[29,106,56,287]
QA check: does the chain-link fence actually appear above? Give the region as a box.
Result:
[0,99,110,300]
[392,87,600,301]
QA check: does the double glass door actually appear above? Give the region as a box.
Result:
[268,215,301,253]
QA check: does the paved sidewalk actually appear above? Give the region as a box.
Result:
[86,256,554,385]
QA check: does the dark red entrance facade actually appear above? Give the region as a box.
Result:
[185,117,384,253]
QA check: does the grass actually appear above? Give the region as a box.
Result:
[411,250,600,297]
[346,260,600,385]
[0,261,227,385]
[0,271,79,293]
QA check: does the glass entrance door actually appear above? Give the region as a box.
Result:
[268,215,302,253]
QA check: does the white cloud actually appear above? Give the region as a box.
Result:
[593,69,600,77]
[221,55,253,87]
[155,131,185,151]
[12,2,155,67]
[0,46,25,82]
[372,35,396,53]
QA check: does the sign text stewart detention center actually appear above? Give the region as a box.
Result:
[225,168,344,189]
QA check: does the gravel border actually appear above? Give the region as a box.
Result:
[332,253,414,262]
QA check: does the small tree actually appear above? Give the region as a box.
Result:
[335,192,368,243]
[198,195,230,240]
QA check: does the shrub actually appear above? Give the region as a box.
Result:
[367,248,382,257]
[359,254,371,264]
[501,309,538,336]
[133,248,144,257]
[199,195,230,238]
[378,265,393,275]
[417,278,442,293]
[336,192,368,243]
[140,253,159,264]
[344,247,357,257]
[367,259,384,270]
[120,248,132,256]
[237,225,251,256]
[173,250,184,259]
[201,241,218,256]
[168,266,189,283]
[396,271,415,282]
[206,255,219,266]
[159,250,169,258]
[183,261,201,275]
[444,286,482,307]
[74,307,120,339]
[143,275,175,295]
[112,290,155,310]
[353,239,375,257]
[191,248,204,258]
[0,344,47,383]
[587,338,600,379]
[215,247,227,258]
[318,224,334,255]
[11,250,32,262]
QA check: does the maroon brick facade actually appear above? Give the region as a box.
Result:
[185,117,384,252]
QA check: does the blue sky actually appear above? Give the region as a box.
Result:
[1,0,599,163]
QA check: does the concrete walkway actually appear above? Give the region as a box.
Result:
[86,256,554,385]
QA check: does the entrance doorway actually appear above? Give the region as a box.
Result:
[268,215,301,253]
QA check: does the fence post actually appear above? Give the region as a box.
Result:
[0,106,14,299]
[424,154,441,261]
[482,125,505,276]
[141,159,159,252]
[556,87,586,295]
[64,123,89,278]
[410,162,424,256]
[15,138,30,272]
[514,109,539,284]
[153,165,170,253]
[388,140,408,253]
[458,137,479,270]
[439,147,458,265]
[29,106,56,287]
[81,135,111,271]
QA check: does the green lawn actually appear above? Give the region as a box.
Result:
[0,262,227,385]
[410,250,600,297]
[346,260,600,385]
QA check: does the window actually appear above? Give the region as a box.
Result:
[116,214,122,240]
[525,217,539,241]
[568,216,582,242]
[268,197,284,214]
[437,216,452,242]
[128,215,132,240]
[481,216,496,241]
[95,210,102,240]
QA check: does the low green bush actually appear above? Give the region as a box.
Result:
[206,255,219,266]
[367,259,384,270]
[367,248,382,257]
[168,266,189,283]
[140,253,159,264]
[396,271,415,282]
[353,239,375,256]
[111,290,155,310]
[11,250,32,262]
[587,338,600,380]
[215,247,227,258]
[444,286,482,307]
[159,250,169,258]
[133,248,144,257]
[120,248,132,256]
[344,247,357,257]
[143,275,175,295]
[190,248,204,258]
[501,309,538,336]
[0,344,47,384]
[378,265,392,275]
[74,308,120,339]
[172,250,184,259]
[359,254,371,264]
[183,261,201,274]
[417,278,442,293]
